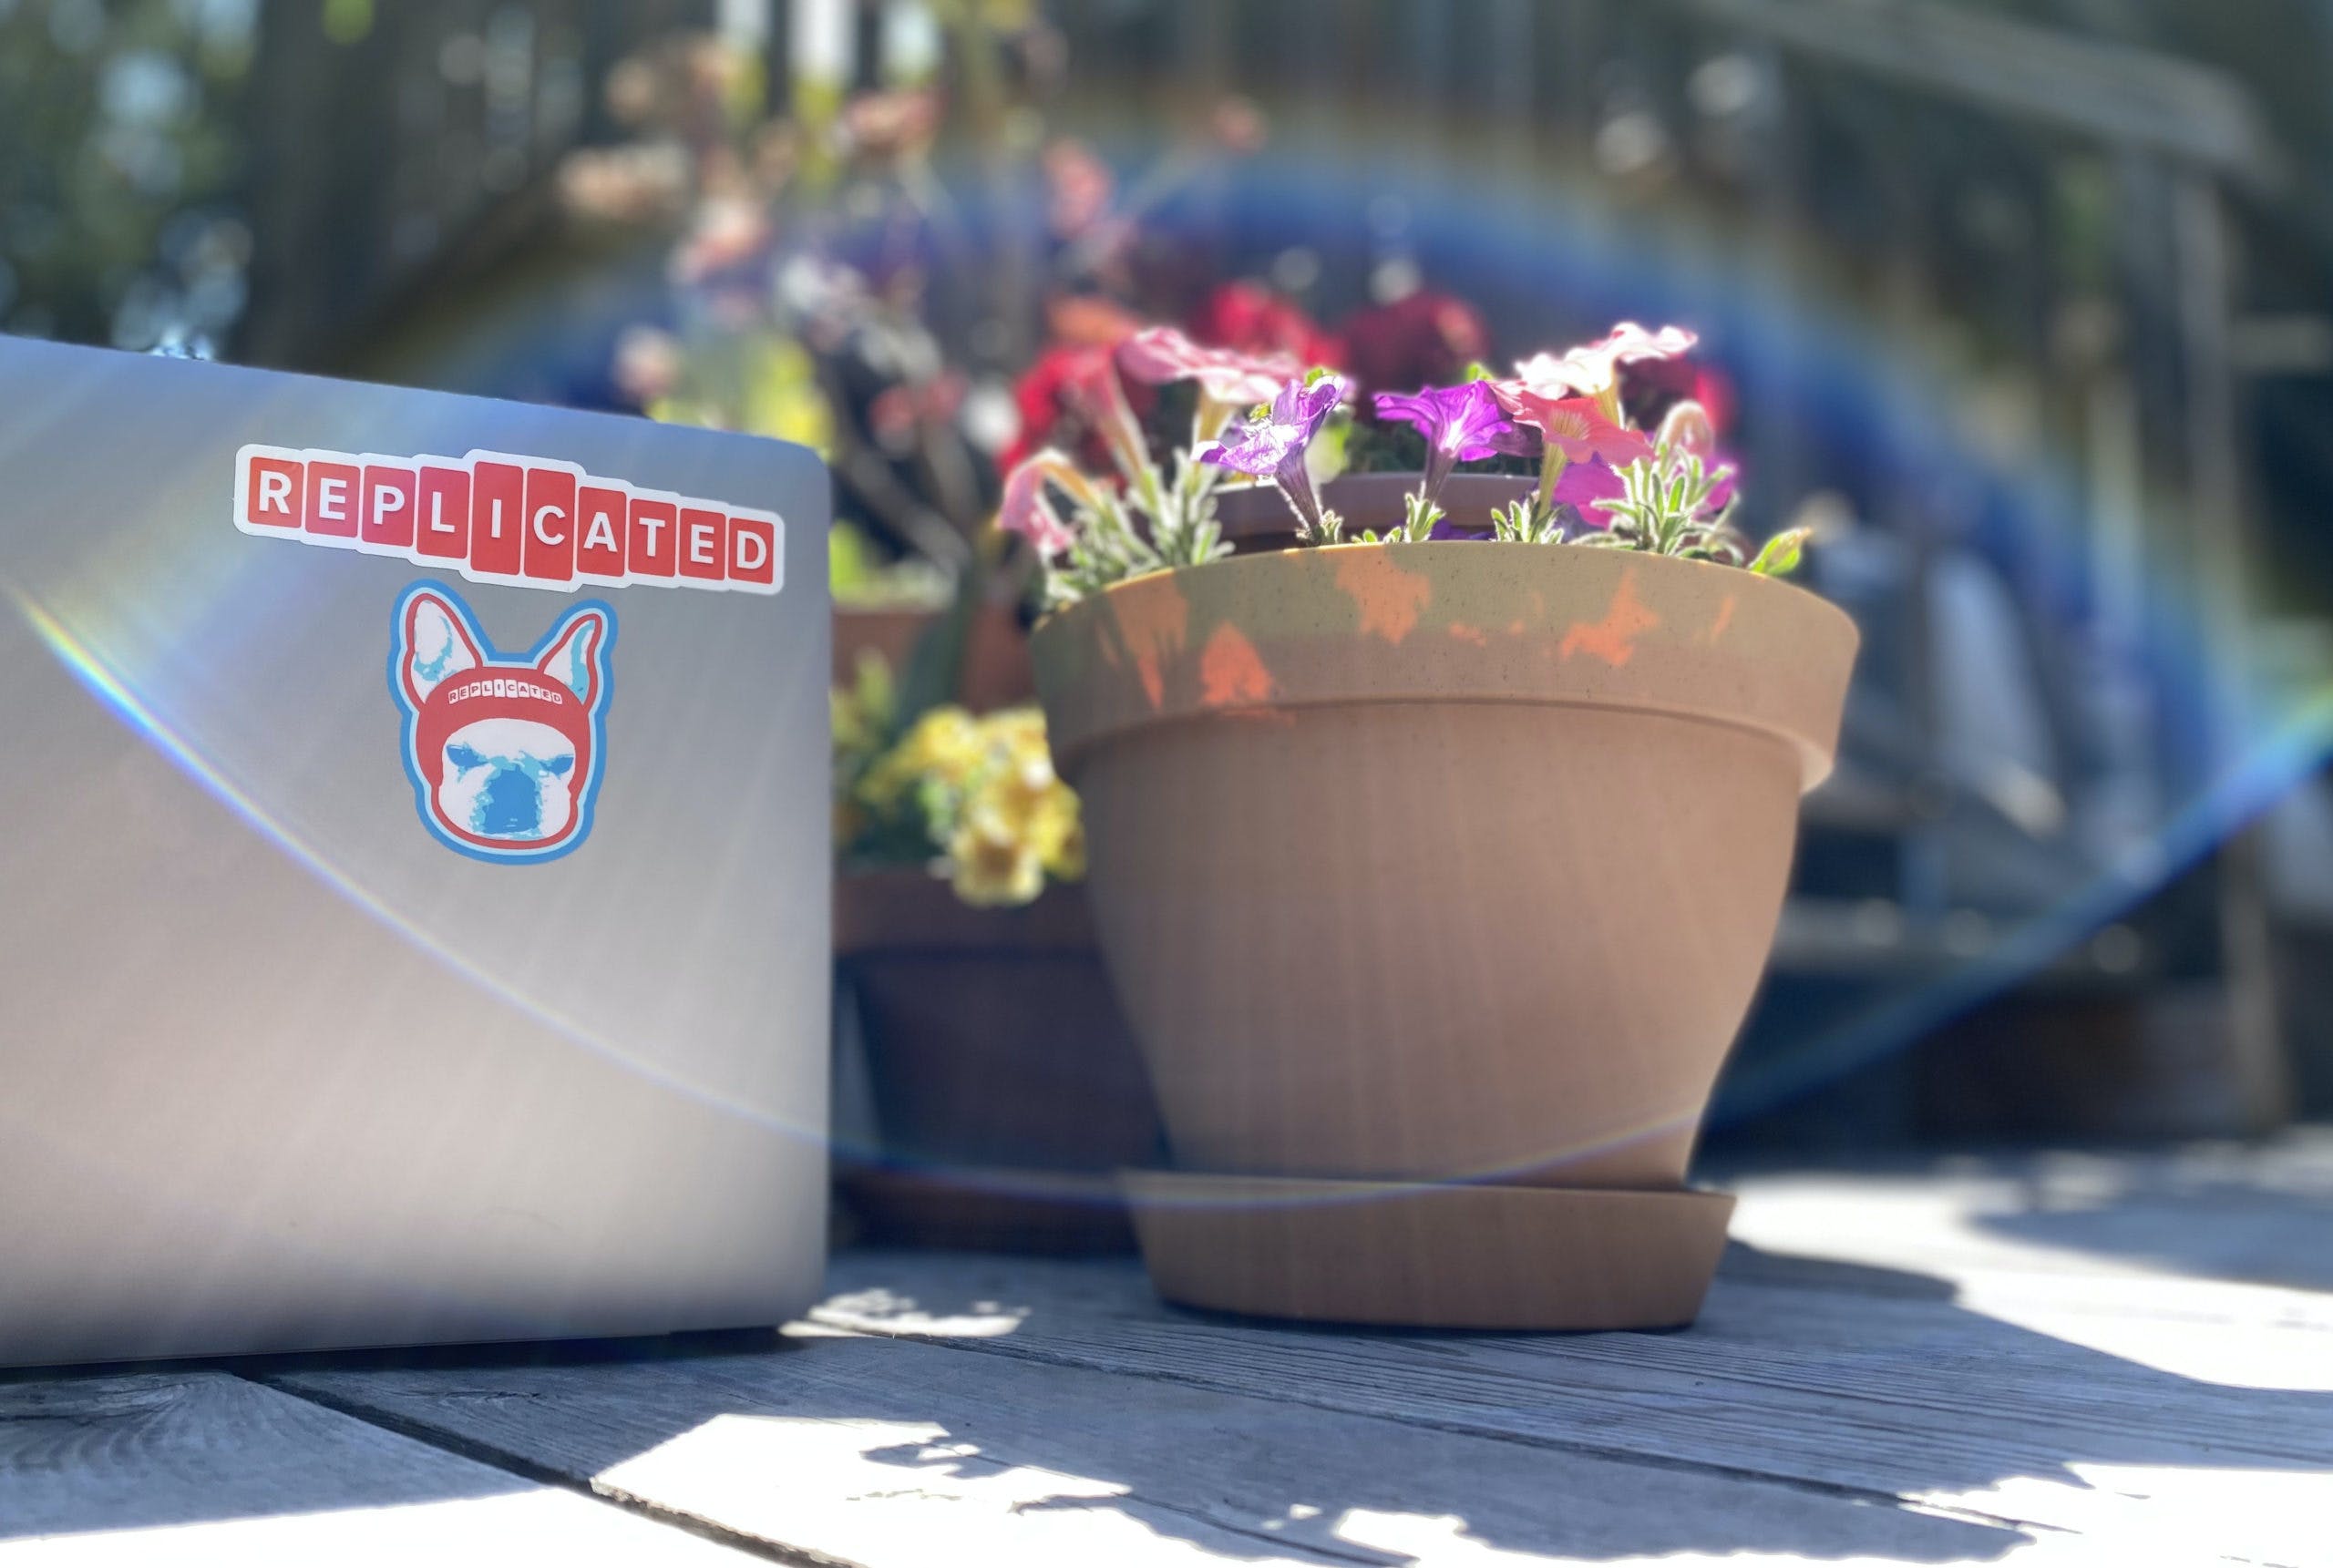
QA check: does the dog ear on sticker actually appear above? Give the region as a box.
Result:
[396,587,484,709]
[533,605,610,711]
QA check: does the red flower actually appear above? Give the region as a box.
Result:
[1187,282,1341,369]
[1337,290,1490,399]
[1002,343,1118,473]
[1001,297,1157,473]
[1622,357,1736,436]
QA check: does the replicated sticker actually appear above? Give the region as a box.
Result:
[389,581,614,864]
[238,444,782,596]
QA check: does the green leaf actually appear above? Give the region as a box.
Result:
[896,559,984,726]
[1748,528,1812,577]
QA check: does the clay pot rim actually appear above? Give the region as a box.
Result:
[1031,540,1858,786]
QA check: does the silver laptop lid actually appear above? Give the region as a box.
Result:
[0,337,830,1366]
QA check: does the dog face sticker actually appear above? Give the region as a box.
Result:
[389,582,614,863]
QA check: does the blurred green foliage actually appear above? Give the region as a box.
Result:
[0,0,252,346]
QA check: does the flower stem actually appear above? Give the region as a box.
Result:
[1536,448,1571,513]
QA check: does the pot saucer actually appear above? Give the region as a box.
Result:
[1120,1170,1734,1331]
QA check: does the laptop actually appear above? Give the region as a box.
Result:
[0,337,830,1366]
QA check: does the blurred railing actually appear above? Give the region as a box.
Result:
[238,0,711,366]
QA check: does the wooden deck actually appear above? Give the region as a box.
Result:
[5,1137,2329,1564]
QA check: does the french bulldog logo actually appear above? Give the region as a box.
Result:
[389,581,614,863]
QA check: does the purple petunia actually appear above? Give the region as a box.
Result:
[1199,372,1351,541]
[1372,381,1520,502]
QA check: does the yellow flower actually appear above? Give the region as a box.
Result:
[859,705,983,808]
[832,687,879,758]
[842,701,1084,904]
[948,807,1045,907]
[1033,792,1085,880]
[968,708,1085,884]
[986,706,1048,753]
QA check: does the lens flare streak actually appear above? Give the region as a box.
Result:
[6,581,813,1143]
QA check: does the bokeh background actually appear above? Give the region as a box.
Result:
[7,0,2333,1155]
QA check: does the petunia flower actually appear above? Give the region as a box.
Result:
[1198,373,1351,542]
[1508,322,1699,405]
[1552,458,1627,518]
[1480,384,1651,522]
[1495,389,1653,468]
[1372,381,1517,503]
[1057,348,1154,491]
[1655,398,1718,459]
[1653,401,1738,515]
[1117,326,1303,410]
[998,449,1096,560]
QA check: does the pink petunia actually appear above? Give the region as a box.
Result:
[998,451,1084,559]
[1492,387,1653,467]
[1552,458,1627,520]
[1116,326,1304,409]
[1510,322,1699,400]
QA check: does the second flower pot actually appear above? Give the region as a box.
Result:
[835,871,1165,1253]
[1031,531,1856,1326]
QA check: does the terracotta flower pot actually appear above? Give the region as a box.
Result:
[1031,512,1857,1324]
[833,602,1035,711]
[834,870,1165,1253]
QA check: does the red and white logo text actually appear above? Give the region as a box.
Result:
[233,445,783,596]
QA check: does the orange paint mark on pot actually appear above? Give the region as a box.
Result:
[1449,621,1489,647]
[1559,569,1660,667]
[1333,548,1433,644]
[1199,622,1276,706]
[1702,593,1737,646]
[1109,577,1190,711]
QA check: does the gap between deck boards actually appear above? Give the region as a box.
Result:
[231,1371,821,1566]
[240,1365,1413,1568]
[241,1312,2042,1561]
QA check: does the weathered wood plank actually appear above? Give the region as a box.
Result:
[1721,1140,2333,1295]
[272,1331,2040,1566]
[18,1151,2329,1563]
[0,1370,755,1563]
[807,1247,2333,1562]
